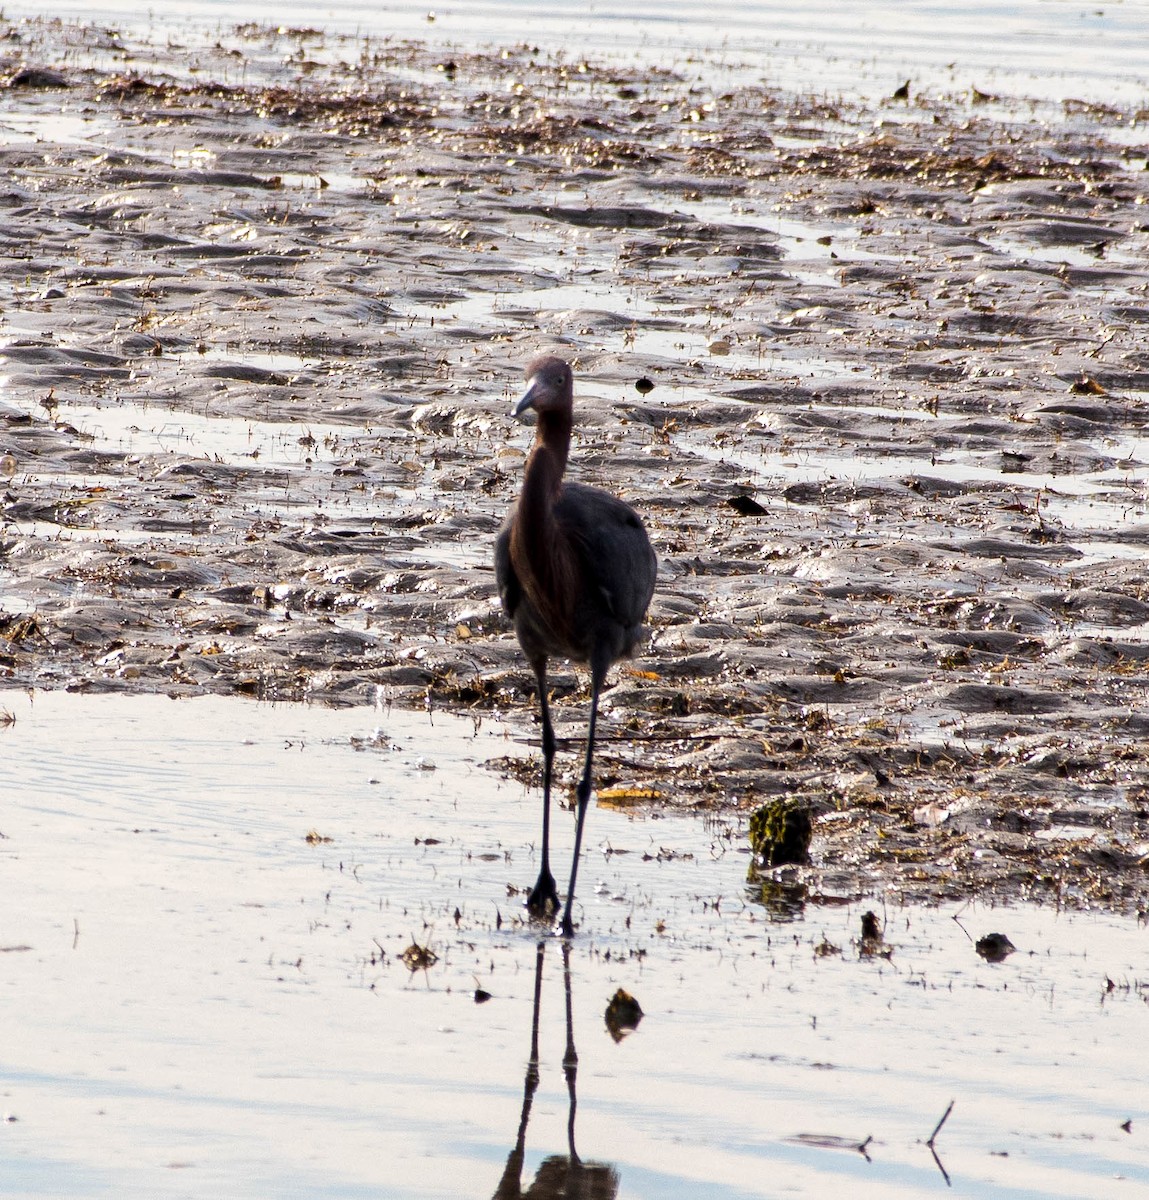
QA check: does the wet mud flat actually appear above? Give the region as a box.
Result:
[1,16,1148,912]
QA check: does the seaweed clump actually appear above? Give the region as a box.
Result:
[748,798,813,869]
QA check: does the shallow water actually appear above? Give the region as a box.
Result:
[11,0,1149,103]
[2,689,1147,1198]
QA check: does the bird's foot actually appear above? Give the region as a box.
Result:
[526,870,560,918]
[557,912,576,939]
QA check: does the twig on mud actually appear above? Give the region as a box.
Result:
[785,1132,873,1160]
[926,1100,955,1188]
[927,1099,954,1147]
[510,731,727,747]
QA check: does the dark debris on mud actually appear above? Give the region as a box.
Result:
[2,17,1149,913]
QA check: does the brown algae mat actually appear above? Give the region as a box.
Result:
[2,17,1148,912]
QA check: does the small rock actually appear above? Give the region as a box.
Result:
[605,988,643,1041]
[5,66,69,89]
[976,932,1016,963]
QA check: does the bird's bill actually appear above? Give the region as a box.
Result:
[513,376,543,417]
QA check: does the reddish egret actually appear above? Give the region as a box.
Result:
[495,356,656,937]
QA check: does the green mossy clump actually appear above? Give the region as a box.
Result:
[748,799,813,869]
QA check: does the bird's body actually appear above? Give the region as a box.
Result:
[495,356,656,936]
[497,482,650,669]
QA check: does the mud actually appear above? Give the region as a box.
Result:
[2,17,1148,912]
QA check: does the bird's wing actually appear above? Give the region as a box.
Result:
[557,484,656,627]
[493,520,521,617]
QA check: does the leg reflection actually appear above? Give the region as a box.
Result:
[561,940,579,1167]
[493,941,545,1198]
[492,941,619,1200]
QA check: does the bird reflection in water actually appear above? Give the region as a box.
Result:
[492,941,620,1200]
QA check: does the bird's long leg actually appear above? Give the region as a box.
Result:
[559,667,603,937]
[527,657,560,916]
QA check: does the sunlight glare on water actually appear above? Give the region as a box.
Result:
[1,689,1147,1198]
[8,0,1149,102]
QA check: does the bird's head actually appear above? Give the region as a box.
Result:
[515,356,573,418]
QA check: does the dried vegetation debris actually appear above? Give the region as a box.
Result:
[1,17,1149,910]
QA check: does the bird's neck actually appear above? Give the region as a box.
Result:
[519,411,570,527]
[535,409,571,478]
[518,442,565,544]
[510,417,577,635]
